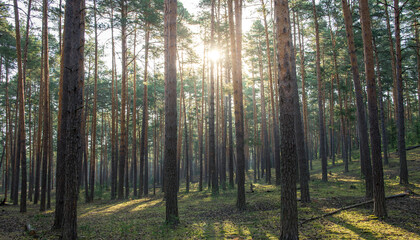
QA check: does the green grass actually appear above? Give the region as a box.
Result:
[1,149,419,239]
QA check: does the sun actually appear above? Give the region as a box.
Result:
[208,49,221,62]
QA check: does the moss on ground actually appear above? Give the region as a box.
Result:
[1,148,419,239]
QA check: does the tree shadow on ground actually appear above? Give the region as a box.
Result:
[329,215,378,240]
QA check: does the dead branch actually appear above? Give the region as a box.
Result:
[300,192,409,225]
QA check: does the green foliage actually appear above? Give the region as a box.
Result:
[3,148,420,239]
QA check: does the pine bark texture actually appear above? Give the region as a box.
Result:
[61,0,85,237]
[312,0,328,182]
[118,0,128,199]
[275,0,298,238]
[394,0,408,185]
[13,0,27,213]
[358,0,387,217]
[341,0,373,198]
[164,0,179,226]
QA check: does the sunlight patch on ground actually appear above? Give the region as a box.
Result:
[335,210,420,239]
[221,220,252,239]
[79,199,145,218]
[317,219,360,239]
[129,199,162,212]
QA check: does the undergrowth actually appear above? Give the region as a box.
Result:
[1,149,419,239]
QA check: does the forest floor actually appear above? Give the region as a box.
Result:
[1,148,420,239]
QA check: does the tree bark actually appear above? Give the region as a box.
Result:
[261,0,279,185]
[110,3,117,200]
[394,0,408,185]
[118,0,128,199]
[164,0,179,225]
[275,0,298,237]
[40,0,50,211]
[373,38,389,165]
[140,23,150,197]
[132,22,138,197]
[257,45,270,184]
[359,0,387,217]
[61,0,85,237]
[415,20,420,117]
[297,13,311,176]
[88,0,99,203]
[341,0,373,198]
[312,0,328,182]
[209,0,218,195]
[13,0,27,212]
[382,1,398,119]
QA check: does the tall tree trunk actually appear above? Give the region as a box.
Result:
[199,43,205,192]
[118,0,128,199]
[230,0,246,210]
[88,0,99,203]
[176,54,184,193]
[83,67,90,202]
[312,0,328,182]
[337,68,348,172]
[163,0,179,225]
[257,45,270,184]
[132,22,138,197]
[252,72,258,183]
[382,1,398,119]
[4,62,10,202]
[13,0,27,212]
[141,24,150,197]
[110,3,117,200]
[40,0,50,211]
[61,0,85,236]
[261,0,279,185]
[34,50,43,205]
[359,0,387,217]
[125,95,130,198]
[297,13,310,176]
[394,0,408,185]
[373,38,389,165]
[183,98,189,193]
[327,12,339,168]
[290,33,310,203]
[209,0,218,195]
[275,0,298,237]
[47,103,52,209]
[341,0,373,198]
[221,46,227,190]
[415,20,420,117]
